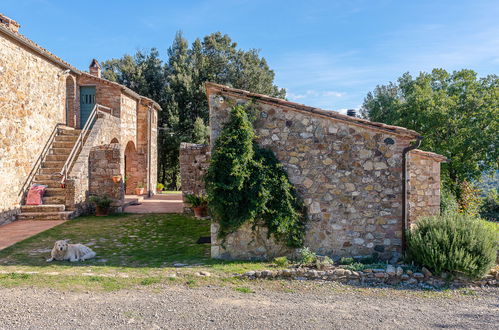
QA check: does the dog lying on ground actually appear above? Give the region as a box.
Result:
[46,240,96,262]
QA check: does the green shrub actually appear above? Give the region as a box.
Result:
[205,105,305,247]
[341,262,387,272]
[406,213,497,278]
[297,247,317,264]
[315,256,333,269]
[339,257,355,265]
[273,256,289,267]
[184,193,208,207]
[440,186,459,214]
[89,195,113,209]
[480,189,498,222]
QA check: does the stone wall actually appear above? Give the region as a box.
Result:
[179,143,210,199]
[89,144,124,211]
[76,74,122,127]
[66,112,121,214]
[0,31,66,225]
[149,108,158,193]
[121,94,138,148]
[206,85,422,260]
[407,150,445,226]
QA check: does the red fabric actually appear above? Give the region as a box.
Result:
[26,184,47,205]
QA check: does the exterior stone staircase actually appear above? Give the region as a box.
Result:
[17,126,81,221]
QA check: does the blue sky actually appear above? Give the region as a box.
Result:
[3,0,498,112]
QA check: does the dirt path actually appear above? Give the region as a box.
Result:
[0,285,497,329]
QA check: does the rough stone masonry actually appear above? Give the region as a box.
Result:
[180,83,447,261]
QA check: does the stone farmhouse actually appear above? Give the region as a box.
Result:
[180,83,447,261]
[0,14,160,226]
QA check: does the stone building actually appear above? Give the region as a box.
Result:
[180,83,447,261]
[0,14,160,225]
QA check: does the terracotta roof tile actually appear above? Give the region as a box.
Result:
[410,149,448,162]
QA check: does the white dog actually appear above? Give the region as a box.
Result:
[46,240,96,262]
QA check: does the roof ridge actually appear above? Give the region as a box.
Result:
[0,23,80,73]
[205,82,421,138]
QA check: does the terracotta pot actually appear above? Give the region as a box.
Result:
[135,187,145,195]
[95,205,109,216]
[156,189,162,194]
[112,175,121,184]
[192,206,207,218]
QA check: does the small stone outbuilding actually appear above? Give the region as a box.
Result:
[0,14,160,224]
[180,83,447,261]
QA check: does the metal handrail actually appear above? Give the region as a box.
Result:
[19,123,64,197]
[59,104,112,185]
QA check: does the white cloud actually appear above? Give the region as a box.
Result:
[287,89,346,100]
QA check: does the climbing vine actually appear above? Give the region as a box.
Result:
[205,105,306,248]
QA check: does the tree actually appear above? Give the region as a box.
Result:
[361,69,499,199]
[101,31,285,189]
[205,105,305,247]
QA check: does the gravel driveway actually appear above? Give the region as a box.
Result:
[0,285,497,329]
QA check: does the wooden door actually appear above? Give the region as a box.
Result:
[79,86,96,128]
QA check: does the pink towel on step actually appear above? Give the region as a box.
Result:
[26,184,48,205]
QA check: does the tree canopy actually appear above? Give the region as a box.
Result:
[360,69,498,198]
[101,31,285,189]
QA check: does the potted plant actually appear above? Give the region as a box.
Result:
[156,183,164,194]
[135,183,145,196]
[184,193,208,218]
[112,175,121,184]
[89,195,113,216]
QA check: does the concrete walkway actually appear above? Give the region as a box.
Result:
[124,193,184,214]
[0,220,64,251]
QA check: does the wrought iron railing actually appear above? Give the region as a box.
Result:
[59,104,112,185]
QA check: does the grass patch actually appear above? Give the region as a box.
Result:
[140,277,162,286]
[0,213,211,267]
[234,286,254,294]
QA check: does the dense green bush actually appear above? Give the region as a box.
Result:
[480,189,499,222]
[406,213,497,278]
[273,256,290,267]
[440,186,459,214]
[205,105,305,247]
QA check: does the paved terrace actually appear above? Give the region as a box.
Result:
[124,192,184,213]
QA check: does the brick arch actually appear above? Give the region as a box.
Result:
[65,75,76,127]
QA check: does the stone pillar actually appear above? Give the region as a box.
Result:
[89,144,124,211]
[407,150,447,226]
[179,143,210,212]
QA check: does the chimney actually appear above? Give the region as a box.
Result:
[347,109,357,117]
[89,59,101,78]
[0,13,20,33]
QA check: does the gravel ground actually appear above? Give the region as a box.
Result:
[0,285,497,329]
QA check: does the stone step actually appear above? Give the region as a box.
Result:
[42,196,65,204]
[54,135,78,142]
[45,154,68,162]
[44,187,65,197]
[53,141,75,149]
[34,174,61,181]
[57,127,81,136]
[50,148,72,155]
[41,161,65,169]
[32,180,62,188]
[17,211,73,221]
[21,204,65,212]
[39,168,62,175]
